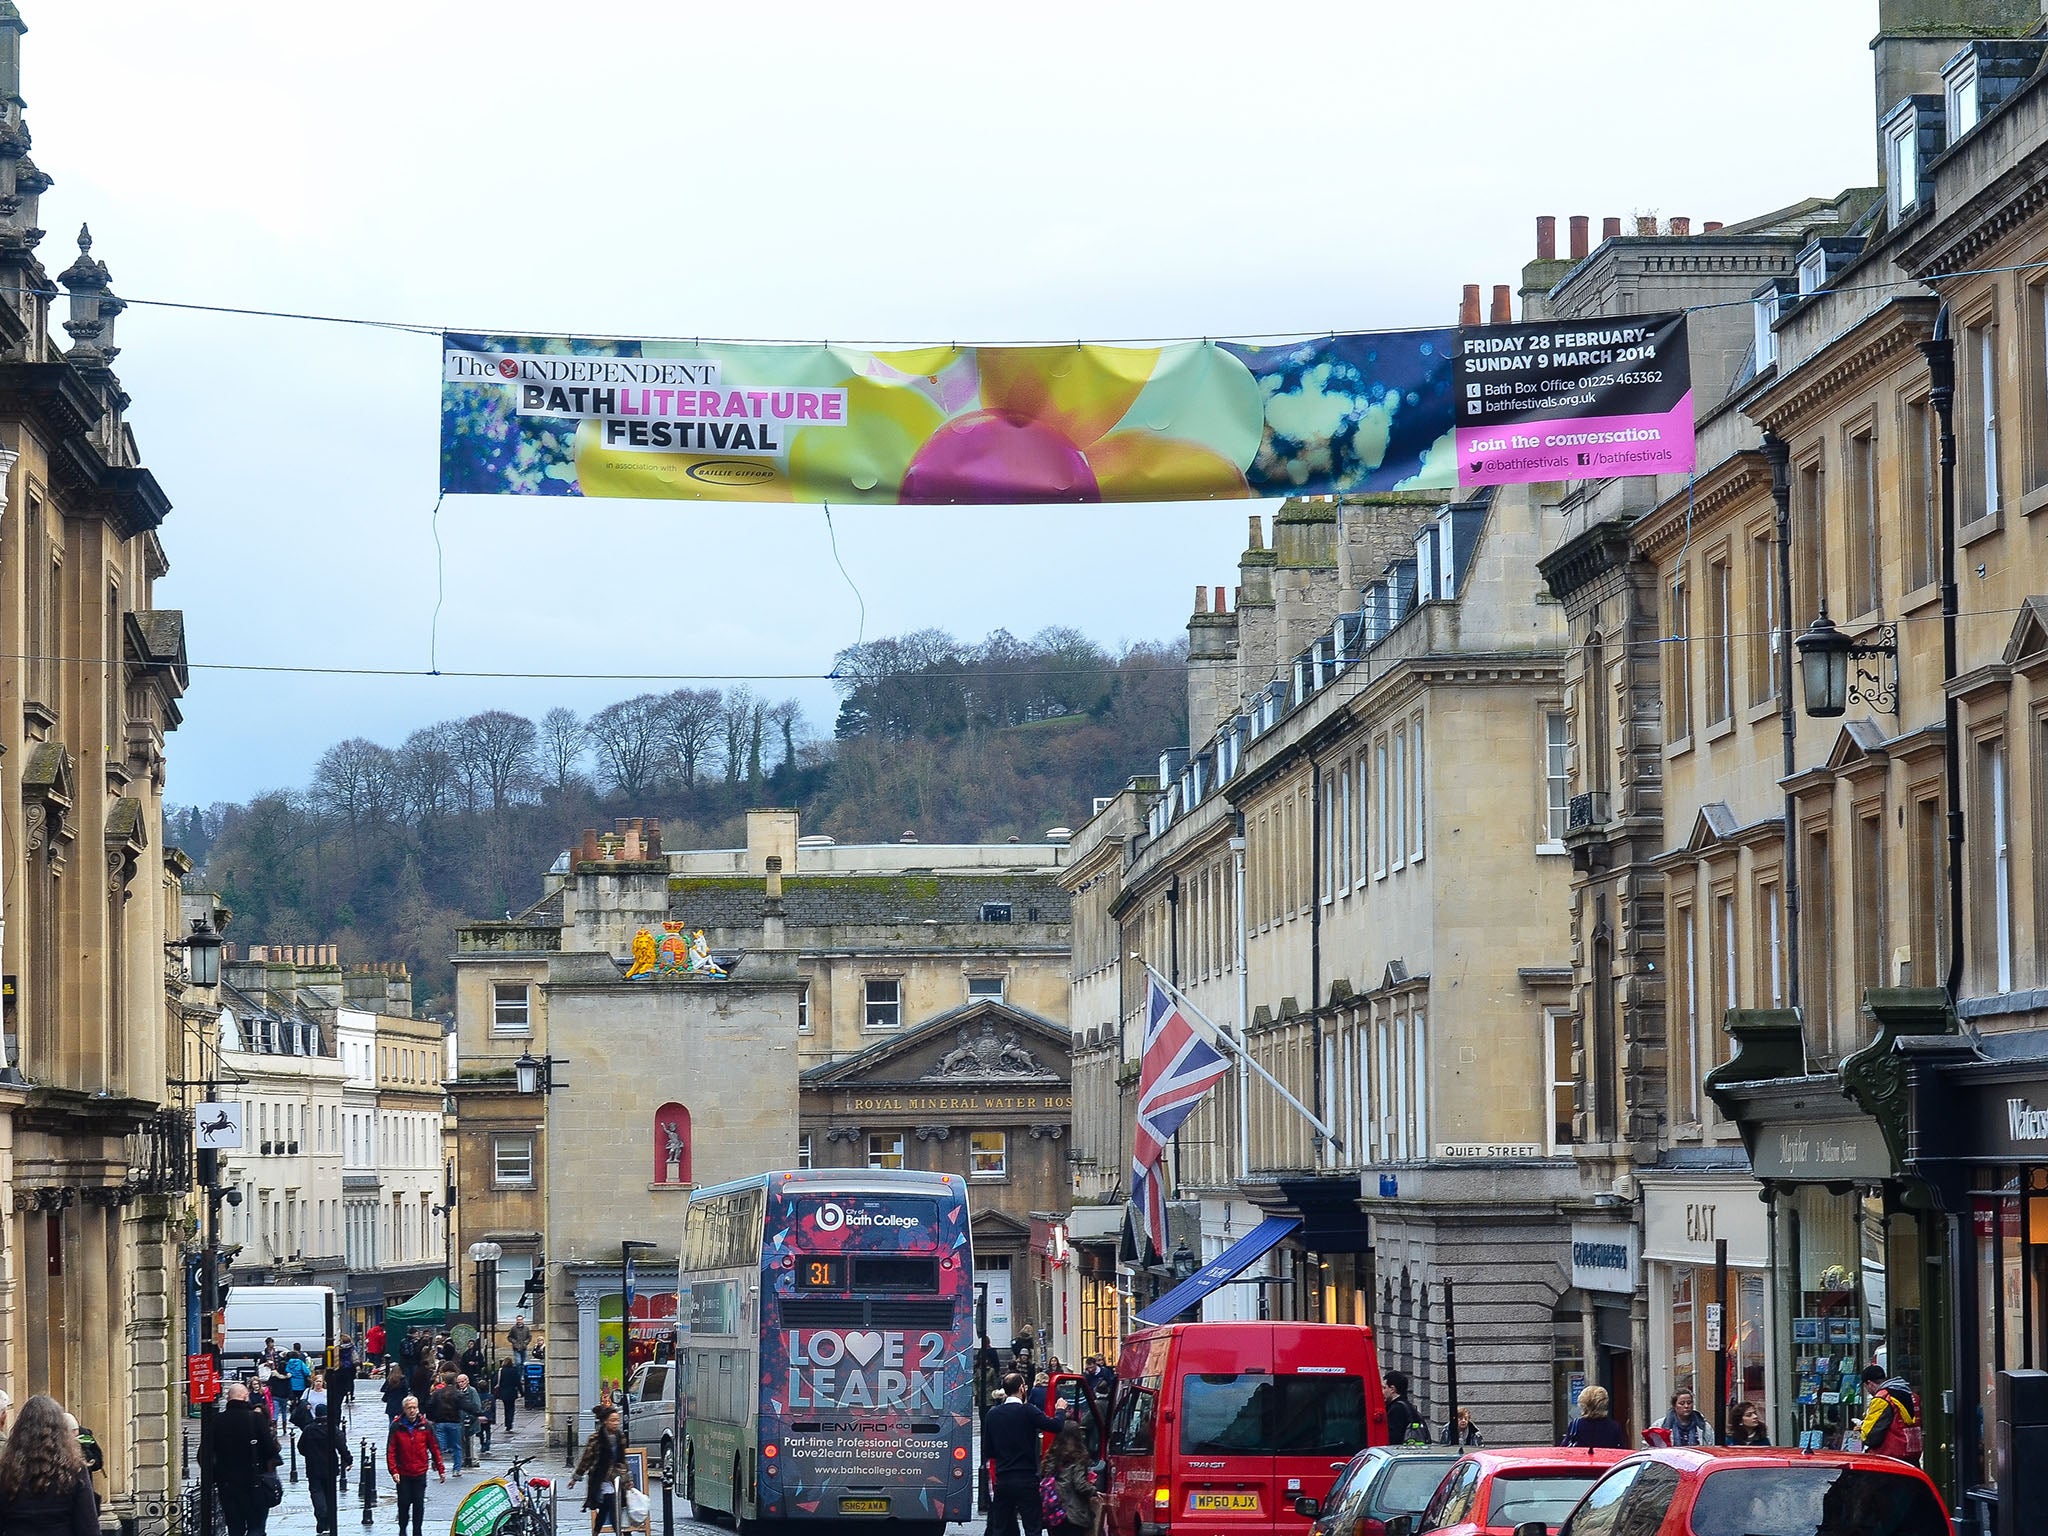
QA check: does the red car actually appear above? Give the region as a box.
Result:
[1531,1447,1951,1536]
[1406,1447,1629,1536]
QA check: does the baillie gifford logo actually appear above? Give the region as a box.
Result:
[685,459,777,487]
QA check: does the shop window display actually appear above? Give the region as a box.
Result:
[1787,1187,1878,1450]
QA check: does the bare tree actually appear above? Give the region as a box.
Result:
[393,725,461,827]
[661,688,723,788]
[764,698,807,772]
[588,694,667,798]
[457,709,540,811]
[310,737,395,829]
[719,686,758,785]
[538,706,587,794]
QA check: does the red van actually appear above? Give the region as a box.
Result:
[1098,1322,1389,1536]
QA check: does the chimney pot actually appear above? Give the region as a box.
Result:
[1247,515,1264,551]
[1490,285,1512,324]
[1194,585,1209,614]
[1535,216,1556,261]
[1703,220,1724,233]
[1602,217,1622,240]
[1670,216,1691,236]
[1459,283,1481,326]
[1214,585,1228,614]
[1635,215,1657,237]
[1569,215,1589,260]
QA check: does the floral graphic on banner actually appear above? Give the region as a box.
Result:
[439,331,1458,504]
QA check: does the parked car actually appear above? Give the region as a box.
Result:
[623,1360,677,1482]
[1408,1447,1628,1536]
[1105,1321,1389,1536]
[1298,1447,1462,1536]
[1541,1447,1951,1536]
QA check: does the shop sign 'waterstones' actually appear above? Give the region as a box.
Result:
[2009,1097,2048,1141]
[1453,311,1695,487]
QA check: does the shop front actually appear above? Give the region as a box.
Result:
[1638,1170,1769,1437]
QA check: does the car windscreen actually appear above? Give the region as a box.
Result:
[1179,1372,1368,1456]
[1371,1456,1459,1515]
[1688,1465,1947,1536]
[1485,1472,1604,1528]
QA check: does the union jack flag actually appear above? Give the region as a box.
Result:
[1131,972,1229,1260]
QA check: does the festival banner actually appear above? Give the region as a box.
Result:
[1452,311,1694,487]
[439,331,1461,503]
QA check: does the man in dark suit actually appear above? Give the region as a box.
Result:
[983,1373,1064,1536]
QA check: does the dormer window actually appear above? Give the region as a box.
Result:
[1883,95,1942,224]
[1797,247,1827,296]
[1946,52,1980,139]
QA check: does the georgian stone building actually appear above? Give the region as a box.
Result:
[1065,490,1578,1444]
[0,3,192,1520]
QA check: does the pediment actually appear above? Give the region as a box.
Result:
[2005,596,2048,673]
[970,1208,1031,1239]
[801,999,1072,1089]
[1684,802,1739,854]
[1824,719,1890,773]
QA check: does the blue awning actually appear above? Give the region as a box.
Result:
[1135,1216,1300,1325]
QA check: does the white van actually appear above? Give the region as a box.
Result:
[221,1285,336,1366]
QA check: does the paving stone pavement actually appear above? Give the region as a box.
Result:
[253,1381,987,1536]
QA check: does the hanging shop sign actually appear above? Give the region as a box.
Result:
[1746,1114,1893,1182]
[1453,312,1694,487]
[1569,1220,1639,1294]
[1640,1173,1768,1268]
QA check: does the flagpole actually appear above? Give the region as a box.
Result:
[1136,957,1344,1151]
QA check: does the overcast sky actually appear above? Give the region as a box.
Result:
[25,2,1877,805]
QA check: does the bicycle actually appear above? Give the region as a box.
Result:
[493,1455,556,1536]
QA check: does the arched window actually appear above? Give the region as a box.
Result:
[654,1103,692,1185]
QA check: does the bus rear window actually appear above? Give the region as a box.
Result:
[1179,1373,1367,1457]
[851,1256,937,1291]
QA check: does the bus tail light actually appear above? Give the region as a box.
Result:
[763,1444,777,1459]
[953,1447,968,1461]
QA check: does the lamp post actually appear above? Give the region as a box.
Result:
[179,915,226,1536]
[514,1048,565,1449]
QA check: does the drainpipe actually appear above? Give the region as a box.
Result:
[1309,753,1325,1167]
[1232,815,1251,1183]
[1762,432,1801,1015]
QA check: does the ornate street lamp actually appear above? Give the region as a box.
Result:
[1171,1239,1198,1283]
[1795,608,1897,719]
[176,916,224,987]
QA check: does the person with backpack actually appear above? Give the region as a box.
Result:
[1383,1371,1428,1445]
[425,1373,464,1474]
[284,1347,312,1420]
[292,1401,352,1536]
[1656,1388,1714,1446]
[1859,1365,1923,1463]
[1041,1422,1102,1536]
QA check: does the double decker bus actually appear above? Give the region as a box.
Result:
[676,1169,974,1535]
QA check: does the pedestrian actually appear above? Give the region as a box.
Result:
[1726,1400,1770,1446]
[1858,1365,1923,1464]
[305,1369,328,1418]
[1563,1385,1627,1449]
[495,1359,522,1435]
[211,1382,283,1536]
[384,1397,445,1536]
[1657,1388,1713,1446]
[462,1336,486,1380]
[1042,1422,1102,1536]
[1082,1357,1113,1398]
[0,1394,99,1536]
[573,1404,628,1536]
[0,1388,13,1449]
[407,1356,434,1405]
[381,1366,409,1425]
[293,1401,351,1536]
[507,1316,533,1368]
[1440,1407,1481,1447]
[457,1373,487,1465]
[338,1335,357,1384]
[984,1372,1065,1536]
[1383,1372,1427,1445]
[426,1373,464,1474]
[365,1321,386,1367]
[398,1329,417,1376]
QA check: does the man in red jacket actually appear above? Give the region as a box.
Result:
[385,1395,446,1536]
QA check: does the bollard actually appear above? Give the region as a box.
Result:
[360,1438,378,1527]
[662,1456,674,1536]
[288,1419,299,1485]
[1999,1369,2048,1536]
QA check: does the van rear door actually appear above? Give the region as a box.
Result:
[1171,1328,1279,1532]
[1269,1330,1374,1519]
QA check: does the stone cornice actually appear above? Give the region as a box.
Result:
[1742,297,1938,439]
[1901,124,2048,280]
[1633,451,1773,561]
[1538,518,1652,608]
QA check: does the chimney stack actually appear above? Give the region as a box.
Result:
[1602,217,1622,241]
[1194,585,1209,615]
[1669,216,1691,236]
[1490,285,1512,324]
[1247,514,1264,551]
[1569,215,1589,260]
[1460,283,1481,325]
[1703,220,1724,233]
[1214,586,1228,614]
[1635,215,1657,236]
[1535,216,1556,261]
[762,854,785,951]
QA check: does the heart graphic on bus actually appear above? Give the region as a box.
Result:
[843,1330,885,1366]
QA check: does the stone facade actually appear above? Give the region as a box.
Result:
[0,5,191,1520]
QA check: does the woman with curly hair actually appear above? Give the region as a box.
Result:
[0,1394,98,1536]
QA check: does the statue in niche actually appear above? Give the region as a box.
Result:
[654,1104,691,1184]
